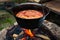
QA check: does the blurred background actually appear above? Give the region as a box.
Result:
[0,0,28,30]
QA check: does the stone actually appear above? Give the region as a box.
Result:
[0,20,60,40]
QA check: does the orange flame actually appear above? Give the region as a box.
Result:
[24,29,34,38]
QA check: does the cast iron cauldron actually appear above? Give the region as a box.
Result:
[1,3,50,29]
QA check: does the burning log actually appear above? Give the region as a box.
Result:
[35,34,50,40]
[13,34,18,40]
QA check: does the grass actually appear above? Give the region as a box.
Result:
[0,10,16,30]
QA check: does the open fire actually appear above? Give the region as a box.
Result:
[6,24,57,40]
[12,28,34,40]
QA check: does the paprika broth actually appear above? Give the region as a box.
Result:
[16,10,43,19]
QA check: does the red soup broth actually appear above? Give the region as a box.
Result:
[16,10,43,19]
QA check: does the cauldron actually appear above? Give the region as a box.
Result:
[1,3,50,29]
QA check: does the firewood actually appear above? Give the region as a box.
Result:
[35,34,50,40]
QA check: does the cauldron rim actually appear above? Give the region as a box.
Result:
[11,3,49,17]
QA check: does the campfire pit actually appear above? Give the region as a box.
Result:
[5,20,57,40]
[0,20,59,40]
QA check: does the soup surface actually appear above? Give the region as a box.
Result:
[16,10,43,19]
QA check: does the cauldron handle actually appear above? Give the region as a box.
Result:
[43,6,50,20]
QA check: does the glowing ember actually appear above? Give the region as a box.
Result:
[23,29,34,38]
[21,37,26,40]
